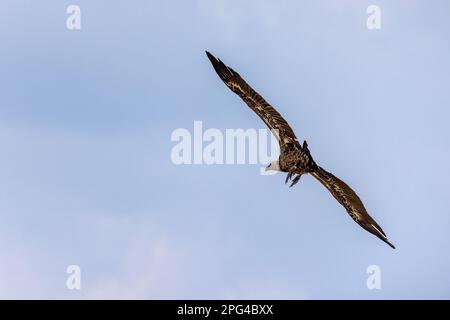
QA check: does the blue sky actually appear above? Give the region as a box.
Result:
[1,0,449,299]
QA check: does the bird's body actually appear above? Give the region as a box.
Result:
[206,51,395,249]
[280,142,315,173]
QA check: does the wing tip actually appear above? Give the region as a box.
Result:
[384,238,396,250]
[205,50,234,83]
[363,222,396,250]
[205,50,213,59]
[374,227,396,249]
[205,50,218,65]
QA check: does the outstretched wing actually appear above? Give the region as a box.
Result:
[206,51,300,149]
[311,166,395,249]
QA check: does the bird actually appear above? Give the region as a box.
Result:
[206,51,395,249]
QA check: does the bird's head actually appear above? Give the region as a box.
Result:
[265,160,281,172]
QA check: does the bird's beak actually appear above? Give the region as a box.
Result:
[265,165,270,172]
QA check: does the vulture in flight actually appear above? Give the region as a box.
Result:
[206,51,395,249]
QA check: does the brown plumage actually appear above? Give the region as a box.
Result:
[206,51,395,249]
[311,167,395,249]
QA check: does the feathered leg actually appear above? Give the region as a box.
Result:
[285,172,293,184]
[289,174,302,188]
